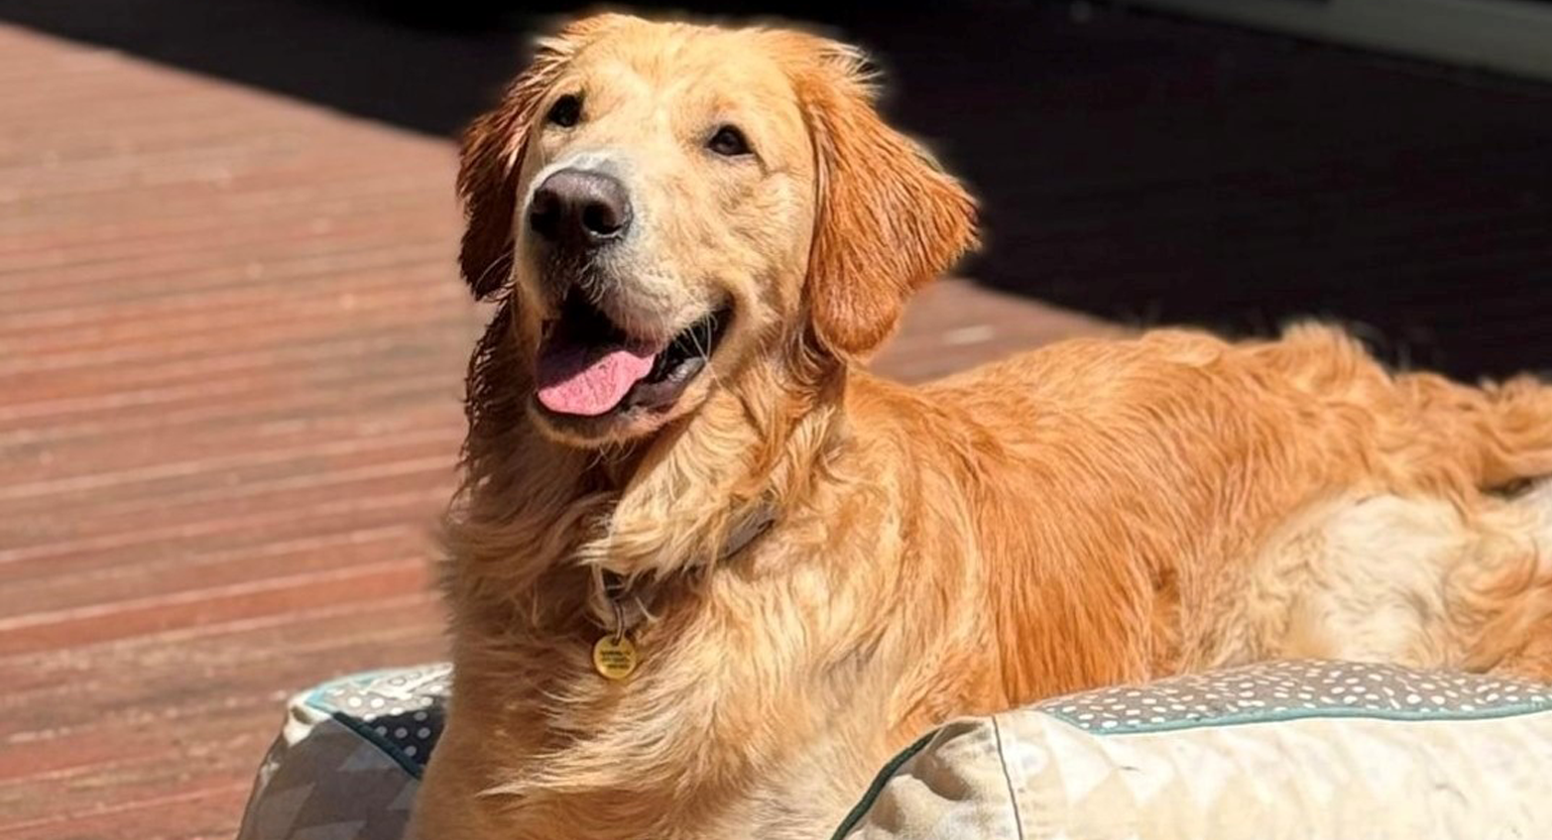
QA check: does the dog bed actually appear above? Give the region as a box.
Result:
[237,662,1552,839]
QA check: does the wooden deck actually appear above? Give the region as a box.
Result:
[0,23,1107,840]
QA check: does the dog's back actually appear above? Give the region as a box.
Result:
[875,324,1552,700]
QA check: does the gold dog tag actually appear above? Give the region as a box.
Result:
[592,634,638,680]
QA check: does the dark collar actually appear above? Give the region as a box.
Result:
[595,504,777,635]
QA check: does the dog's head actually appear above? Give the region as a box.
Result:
[459,14,976,446]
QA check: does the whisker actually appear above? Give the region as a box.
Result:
[470,250,514,295]
[691,315,726,390]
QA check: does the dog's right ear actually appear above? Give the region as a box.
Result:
[457,14,632,299]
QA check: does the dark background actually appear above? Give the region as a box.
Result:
[4,0,1548,379]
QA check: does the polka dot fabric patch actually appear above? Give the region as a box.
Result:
[304,664,451,774]
[1037,661,1552,735]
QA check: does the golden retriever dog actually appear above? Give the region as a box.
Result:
[416,13,1552,840]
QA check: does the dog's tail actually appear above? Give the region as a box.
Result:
[1396,371,1552,491]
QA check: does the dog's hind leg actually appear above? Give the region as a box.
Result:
[1387,371,1552,680]
[1474,481,1552,683]
[1238,487,1552,685]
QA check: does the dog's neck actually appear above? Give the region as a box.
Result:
[586,502,777,635]
[574,351,843,581]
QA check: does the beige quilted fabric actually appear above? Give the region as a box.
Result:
[838,663,1552,840]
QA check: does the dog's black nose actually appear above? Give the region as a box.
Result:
[528,169,631,247]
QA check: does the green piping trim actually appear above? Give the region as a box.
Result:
[1045,699,1552,737]
[325,709,429,779]
[302,672,437,780]
[829,730,938,840]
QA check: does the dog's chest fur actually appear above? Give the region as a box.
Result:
[444,554,920,840]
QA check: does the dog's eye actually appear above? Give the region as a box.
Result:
[707,125,752,157]
[546,94,582,128]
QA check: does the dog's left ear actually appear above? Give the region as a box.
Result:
[457,14,634,300]
[793,41,979,357]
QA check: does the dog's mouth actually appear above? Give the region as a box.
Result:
[534,289,733,419]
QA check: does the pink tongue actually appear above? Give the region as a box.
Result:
[536,345,656,416]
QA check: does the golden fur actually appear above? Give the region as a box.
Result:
[416,14,1552,840]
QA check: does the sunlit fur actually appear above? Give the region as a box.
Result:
[416,14,1552,840]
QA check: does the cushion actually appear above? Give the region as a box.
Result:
[237,662,1552,840]
[835,661,1552,839]
[237,664,449,840]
